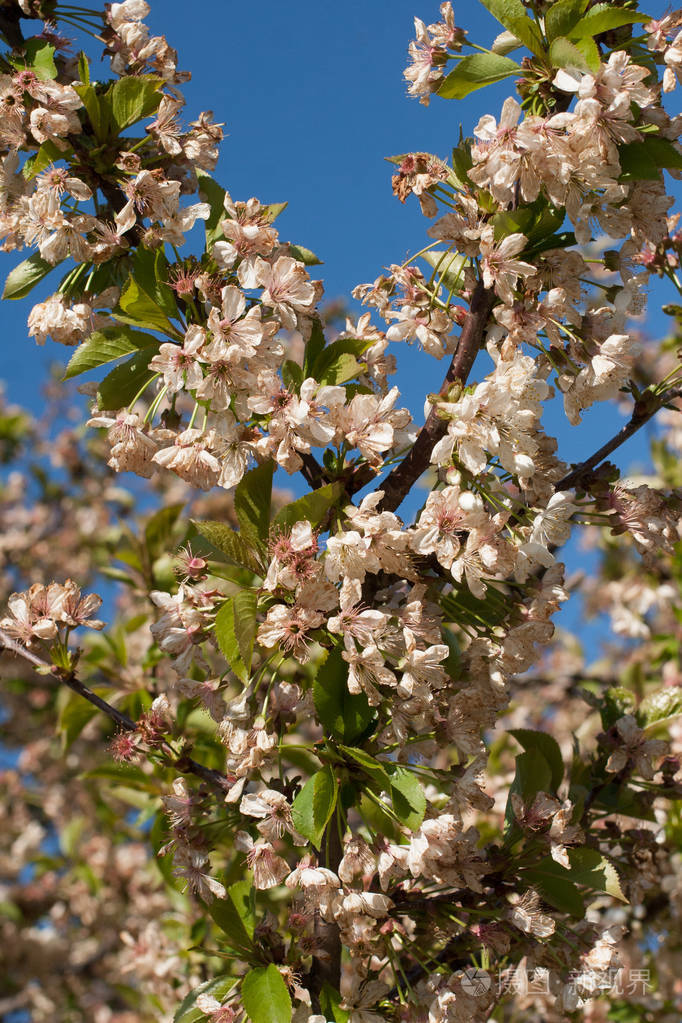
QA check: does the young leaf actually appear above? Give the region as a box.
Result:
[196,168,227,248]
[637,686,682,729]
[206,880,255,952]
[479,0,544,55]
[74,82,108,141]
[570,5,650,39]
[108,74,163,133]
[132,247,178,319]
[214,591,258,683]
[145,504,184,562]
[22,139,67,181]
[508,729,564,793]
[319,984,350,1023]
[524,848,627,904]
[287,243,323,266]
[272,481,345,532]
[63,327,159,380]
[190,520,264,575]
[303,317,327,376]
[78,51,90,85]
[3,252,56,300]
[241,965,292,1023]
[313,647,376,743]
[13,39,57,80]
[118,275,180,335]
[545,0,589,41]
[309,338,369,386]
[339,746,393,790]
[437,53,520,99]
[174,976,236,1023]
[97,346,159,410]
[390,767,427,830]
[234,461,274,543]
[291,765,338,849]
[549,36,593,71]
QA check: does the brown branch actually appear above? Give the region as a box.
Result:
[556,388,682,492]
[372,281,496,513]
[0,628,231,793]
[299,451,328,491]
[308,812,343,1011]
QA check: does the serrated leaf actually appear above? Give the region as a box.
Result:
[234,461,274,543]
[13,38,57,80]
[339,745,393,790]
[241,964,292,1023]
[97,346,159,410]
[191,520,264,574]
[78,51,90,86]
[523,866,585,916]
[108,74,163,133]
[303,317,327,376]
[74,82,107,140]
[549,35,592,71]
[196,168,227,248]
[174,976,237,1023]
[288,243,322,265]
[505,749,552,831]
[291,765,337,849]
[524,847,627,904]
[207,879,255,952]
[570,5,650,39]
[132,246,177,319]
[63,327,158,380]
[214,591,258,683]
[421,250,469,295]
[437,53,520,99]
[261,201,288,224]
[390,767,426,830]
[313,647,376,743]
[479,0,544,55]
[319,984,350,1023]
[637,686,682,729]
[272,482,344,532]
[118,275,179,335]
[619,137,682,181]
[145,504,183,561]
[310,338,370,386]
[545,0,589,41]
[22,139,67,181]
[3,252,56,300]
[509,729,564,792]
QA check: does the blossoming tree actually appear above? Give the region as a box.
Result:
[2,0,682,1020]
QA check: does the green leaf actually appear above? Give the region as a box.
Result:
[523,866,585,916]
[3,252,56,300]
[261,201,288,224]
[319,984,350,1023]
[505,749,552,830]
[281,359,303,390]
[22,139,67,181]
[63,327,158,380]
[97,346,159,410]
[57,690,101,749]
[313,647,376,743]
[207,880,255,952]
[572,34,601,71]
[309,338,370,386]
[145,504,184,561]
[191,520,264,574]
[214,591,258,683]
[390,767,426,830]
[549,35,593,71]
[133,247,177,319]
[524,848,627,904]
[174,976,237,1023]
[339,745,393,790]
[479,0,544,55]
[241,964,292,1023]
[13,39,57,80]
[78,51,90,86]
[600,687,637,730]
[545,0,589,41]
[234,461,274,543]
[108,74,163,134]
[291,765,338,849]
[421,250,469,295]
[272,482,345,532]
[509,729,564,792]
[637,686,682,729]
[437,53,520,99]
[118,275,179,335]
[74,83,108,141]
[303,317,327,376]
[196,169,227,249]
[619,137,682,181]
[287,243,323,266]
[570,5,650,39]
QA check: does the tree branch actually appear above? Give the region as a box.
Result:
[556,388,682,492]
[0,628,231,793]
[372,281,496,513]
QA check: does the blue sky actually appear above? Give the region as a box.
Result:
[1,0,678,510]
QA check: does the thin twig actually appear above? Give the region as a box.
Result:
[0,628,231,793]
[556,388,682,492]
